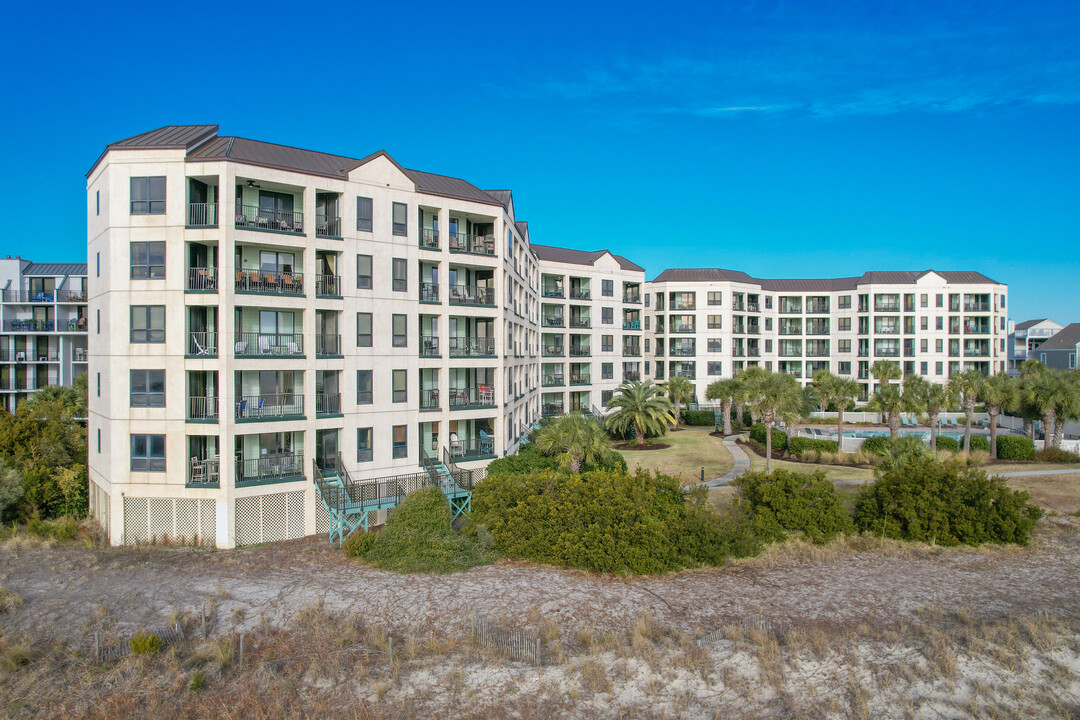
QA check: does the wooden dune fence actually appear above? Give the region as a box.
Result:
[471,614,543,665]
[96,622,185,662]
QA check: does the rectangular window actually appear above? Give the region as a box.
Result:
[936,339,943,352]
[921,339,928,352]
[357,428,373,462]
[357,370,373,404]
[130,306,165,343]
[838,361,851,375]
[392,369,406,403]
[130,369,165,407]
[921,361,928,375]
[97,428,101,453]
[708,315,722,329]
[838,339,851,353]
[936,317,943,330]
[96,372,101,397]
[838,295,851,309]
[602,363,613,379]
[130,434,165,471]
[96,190,100,215]
[96,252,100,277]
[356,254,373,289]
[392,425,407,458]
[644,316,650,331]
[357,197,373,231]
[935,361,943,375]
[921,317,928,331]
[357,312,372,347]
[602,280,613,297]
[838,318,851,332]
[602,390,613,405]
[392,258,407,291]
[602,308,613,324]
[602,335,613,352]
[392,314,407,347]
[935,294,943,308]
[708,338,722,353]
[130,241,165,279]
[708,291,723,306]
[130,176,165,214]
[96,308,100,334]
[920,294,928,308]
[392,202,407,236]
[708,361,723,375]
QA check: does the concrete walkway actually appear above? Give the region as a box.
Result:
[697,433,751,489]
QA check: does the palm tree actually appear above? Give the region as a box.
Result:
[1017,360,1046,440]
[1021,367,1067,448]
[902,374,929,429]
[1052,371,1080,449]
[734,366,768,426]
[829,376,861,455]
[867,385,904,438]
[533,413,610,473]
[921,382,951,452]
[662,375,695,430]
[811,369,837,413]
[870,361,901,390]
[947,369,983,452]
[979,372,1018,459]
[704,378,739,435]
[741,370,804,471]
[605,380,676,447]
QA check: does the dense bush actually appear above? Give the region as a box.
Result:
[734,469,853,544]
[471,468,760,574]
[681,410,716,426]
[968,435,990,453]
[787,437,839,455]
[854,458,1042,546]
[347,487,495,573]
[933,435,959,452]
[485,443,625,477]
[749,423,788,451]
[996,435,1035,461]
[1034,446,1080,463]
[860,436,892,455]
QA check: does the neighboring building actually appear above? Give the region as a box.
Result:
[0,257,88,412]
[531,245,646,414]
[1008,318,1064,372]
[646,269,1008,403]
[1031,323,1080,371]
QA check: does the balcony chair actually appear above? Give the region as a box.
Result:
[190,457,206,484]
[479,385,494,404]
[449,432,464,458]
[258,335,273,354]
[235,400,247,418]
[479,430,493,455]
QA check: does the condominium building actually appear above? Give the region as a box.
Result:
[0,257,88,411]
[1007,318,1064,372]
[646,269,1008,403]
[532,245,645,415]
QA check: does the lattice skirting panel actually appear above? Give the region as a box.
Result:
[89,481,110,535]
[316,498,329,535]
[235,490,306,546]
[122,497,216,547]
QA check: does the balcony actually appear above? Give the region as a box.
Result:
[874,302,900,313]
[236,452,305,486]
[449,285,495,306]
[542,402,564,417]
[415,282,439,304]
[622,320,641,331]
[187,396,218,422]
[315,334,341,357]
[420,335,440,357]
[670,324,695,334]
[622,346,641,357]
[448,386,495,409]
[187,457,220,488]
[807,301,829,314]
[671,300,694,311]
[186,202,218,228]
[235,204,304,235]
[543,374,565,387]
[235,394,304,421]
[4,320,54,332]
[420,388,440,410]
[186,267,218,292]
[875,348,900,358]
[569,288,591,301]
[748,349,761,358]
[449,337,495,357]
[448,233,496,256]
[316,214,341,239]
[624,291,642,304]
[542,286,565,299]
[187,332,218,357]
[543,345,565,357]
[316,393,341,415]
[569,372,590,386]
[964,302,991,312]
[419,228,439,250]
[542,315,565,328]
[315,275,341,298]
[732,302,745,312]
[570,317,591,329]
[235,269,305,296]
[448,435,496,461]
[623,371,641,382]
[669,346,695,357]
[569,346,592,357]
[807,322,829,335]
[747,303,759,313]
[234,333,303,357]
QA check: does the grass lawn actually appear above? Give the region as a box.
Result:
[1004,472,1080,515]
[614,428,733,484]
[744,445,876,483]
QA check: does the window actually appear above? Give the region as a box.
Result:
[96,308,100,334]
[708,361,723,375]
[764,296,773,309]
[96,190,100,215]
[602,335,613,352]
[764,318,772,331]
[921,317,928,331]
[838,295,851,309]
[347,428,372,466]
[838,339,851,353]
[838,318,851,332]
[644,316,650,331]
[130,434,165,471]
[920,294,928,308]
[97,428,101,453]
[708,315,722,329]
[602,363,613,379]
[935,294,943,308]
[392,258,407,291]
[708,338,722,353]
[96,373,100,397]
[357,197,373,231]
[602,308,613,324]
[602,280,613,297]
[838,361,851,375]
[921,339,928,352]
[602,390,613,405]
[392,425,407,458]
[936,339,943,352]
[96,252,100,277]
[357,313,372,347]
[392,314,407,347]
[130,241,165,279]
[921,362,928,375]
[936,317,943,330]
[935,361,943,375]
[357,370,373,404]
[392,369,406,403]
[130,176,165,214]
[708,291,723,306]
[130,370,165,407]
[130,306,165,343]
[357,254,373,289]
[392,202,407,236]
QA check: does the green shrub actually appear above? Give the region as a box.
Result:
[25,514,82,543]
[933,435,959,452]
[189,671,207,691]
[1034,446,1080,463]
[342,527,379,557]
[996,435,1035,461]
[130,631,163,656]
[749,423,788,451]
[734,469,853,544]
[681,410,715,426]
[968,435,990,452]
[356,487,495,573]
[485,444,558,477]
[860,436,893,455]
[854,458,1043,546]
[471,468,760,574]
[787,437,839,455]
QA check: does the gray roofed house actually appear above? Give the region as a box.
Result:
[530,244,645,272]
[22,262,88,276]
[1032,323,1080,370]
[1014,318,1052,331]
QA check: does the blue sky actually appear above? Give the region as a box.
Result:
[3,0,1078,322]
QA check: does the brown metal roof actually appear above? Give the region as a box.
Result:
[1036,323,1080,351]
[485,189,513,208]
[402,169,503,207]
[187,136,362,179]
[651,268,1001,288]
[532,244,645,273]
[110,125,219,149]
